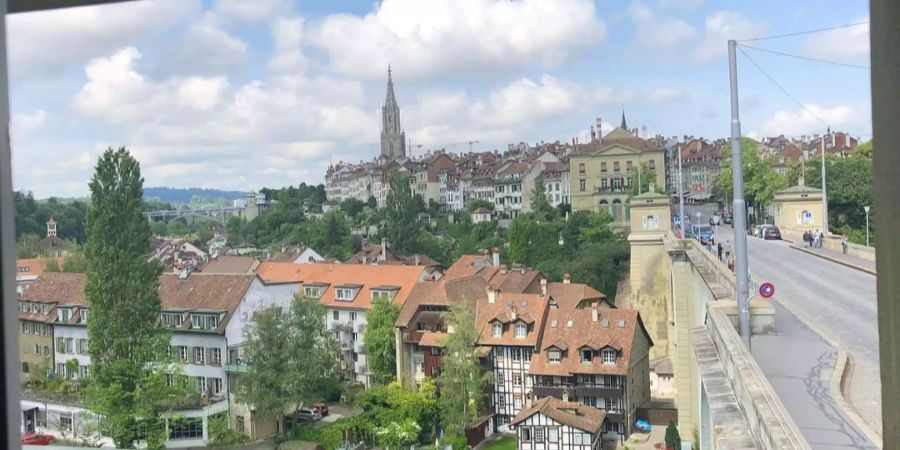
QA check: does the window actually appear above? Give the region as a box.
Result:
[513,373,522,386]
[21,362,29,373]
[520,427,531,442]
[548,427,559,442]
[79,365,90,379]
[431,347,441,356]
[332,310,339,320]
[579,179,586,191]
[351,332,357,342]
[58,308,70,323]
[625,177,632,186]
[196,376,208,394]
[514,395,523,409]
[65,338,73,354]
[34,344,40,355]
[210,377,223,395]
[56,363,65,377]
[161,313,183,328]
[578,163,585,175]
[166,373,174,387]
[649,159,656,170]
[515,322,527,338]
[581,349,593,363]
[79,309,88,324]
[614,161,620,172]
[59,414,73,433]
[602,348,617,364]
[235,416,245,434]
[208,347,222,366]
[179,346,188,362]
[496,370,504,384]
[43,346,50,357]
[193,347,205,365]
[77,338,88,354]
[350,312,357,321]
[56,337,65,353]
[601,178,608,189]
[534,426,544,442]
[192,314,219,330]
[548,349,561,364]
[511,348,521,361]
[492,322,502,337]
[336,288,354,301]
[626,161,633,172]
[600,162,607,172]
[304,286,321,298]
[169,417,203,439]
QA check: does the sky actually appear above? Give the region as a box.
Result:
[8,0,871,198]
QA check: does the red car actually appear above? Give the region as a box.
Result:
[21,432,55,445]
[312,402,329,416]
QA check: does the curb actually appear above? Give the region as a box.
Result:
[788,244,876,275]
[773,297,883,448]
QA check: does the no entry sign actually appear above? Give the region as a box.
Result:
[759,282,775,298]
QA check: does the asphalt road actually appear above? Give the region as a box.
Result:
[709,223,882,446]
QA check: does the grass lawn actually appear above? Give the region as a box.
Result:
[482,435,517,450]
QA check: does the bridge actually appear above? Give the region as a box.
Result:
[144,206,244,222]
[625,192,881,449]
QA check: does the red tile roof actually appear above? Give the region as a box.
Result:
[476,293,549,347]
[510,396,606,434]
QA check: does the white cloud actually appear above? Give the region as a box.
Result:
[268,17,307,72]
[692,11,767,62]
[658,0,706,8]
[759,104,858,136]
[7,0,199,78]
[214,0,290,22]
[628,3,697,49]
[11,110,47,142]
[405,75,631,146]
[800,19,869,59]
[308,0,605,79]
[158,13,249,75]
[645,87,686,104]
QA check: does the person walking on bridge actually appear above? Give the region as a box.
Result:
[717,242,723,261]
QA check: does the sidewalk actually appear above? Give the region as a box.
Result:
[789,243,876,275]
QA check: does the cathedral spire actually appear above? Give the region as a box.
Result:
[381,64,406,160]
[385,64,397,107]
[620,107,628,130]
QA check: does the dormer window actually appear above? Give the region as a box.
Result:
[515,322,527,338]
[581,349,593,363]
[602,348,617,364]
[371,290,392,301]
[548,349,561,364]
[304,286,321,298]
[161,312,183,328]
[191,314,219,330]
[79,309,88,324]
[336,288,355,301]
[57,308,71,323]
[492,322,502,337]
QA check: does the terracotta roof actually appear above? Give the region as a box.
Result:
[202,256,259,274]
[158,273,254,333]
[419,332,449,347]
[546,282,609,310]
[510,396,606,434]
[257,262,426,310]
[573,135,662,155]
[16,258,65,280]
[395,276,489,327]
[476,293,549,347]
[21,272,86,305]
[444,255,543,293]
[529,308,650,376]
[444,255,496,281]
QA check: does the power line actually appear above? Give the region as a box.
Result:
[737,46,830,128]
[739,44,870,70]
[737,20,868,42]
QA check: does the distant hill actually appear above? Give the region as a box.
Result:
[143,187,246,205]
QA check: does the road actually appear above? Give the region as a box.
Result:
[709,222,881,446]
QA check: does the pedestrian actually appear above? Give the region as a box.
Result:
[819,231,825,248]
[813,229,819,248]
[841,235,849,254]
[726,251,735,272]
[804,230,810,247]
[717,242,724,261]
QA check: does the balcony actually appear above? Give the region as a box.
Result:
[332,321,353,332]
[224,361,250,373]
[596,185,628,194]
[532,383,624,399]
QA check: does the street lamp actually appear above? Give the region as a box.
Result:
[864,206,871,247]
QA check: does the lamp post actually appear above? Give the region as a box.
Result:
[864,206,871,247]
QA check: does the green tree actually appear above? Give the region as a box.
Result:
[367,195,378,209]
[376,420,421,450]
[44,258,61,272]
[383,173,424,254]
[529,175,554,220]
[438,301,491,437]
[714,139,786,223]
[665,420,681,449]
[630,163,662,197]
[151,220,167,237]
[62,251,88,273]
[237,295,340,417]
[365,298,402,384]
[166,218,190,236]
[354,381,438,444]
[341,197,368,219]
[17,233,42,258]
[467,199,494,213]
[84,147,185,449]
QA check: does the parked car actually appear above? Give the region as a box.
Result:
[691,224,714,245]
[312,402,329,416]
[762,226,782,240]
[723,214,733,225]
[21,432,55,445]
[296,406,323,422]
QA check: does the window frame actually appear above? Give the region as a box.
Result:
[492,322,502,337]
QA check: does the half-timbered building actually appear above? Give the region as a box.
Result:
[510,397,605,450]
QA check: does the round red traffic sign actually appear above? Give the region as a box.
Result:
[759,282,775,298]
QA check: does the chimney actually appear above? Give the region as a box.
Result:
[540,278,548,297]
[591,302,599,322]
[563,273,571,284]
[487,287,497,304]
[509,306,517,321]
[562,388,570,402]
[381,237,388,262]
[492,246,500,268]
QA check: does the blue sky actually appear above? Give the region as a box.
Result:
[8,0,871,197]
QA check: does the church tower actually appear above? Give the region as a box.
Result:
[380,65,406,160]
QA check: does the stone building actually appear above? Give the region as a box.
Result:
[381,66,406,160]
